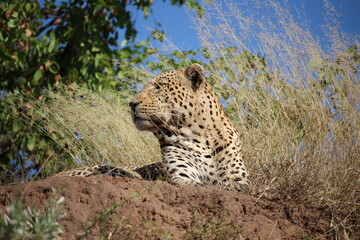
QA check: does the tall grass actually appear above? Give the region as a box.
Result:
[38,88,161,169]
[190,0,359,236]
[25,0,359,236]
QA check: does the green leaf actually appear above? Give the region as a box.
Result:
[121,40,128,47]
[95,53,104,68]
[48,39,56,53]
[27,135,36,151]
[92,46,100,52]
[25,2,32,11]
[119,50,130,59]
[95,72,105,80]
[7,19,16,28]
[136,40,148,48]
[18,77,26,85]
[68,68,79,80]
[12,11,19,18]
[37,139,47,150]
[80,67,88,77]
[49,61,59,74]
[12,120,22,133]
[31,69,43,86]
[143,6,149,17]
[96,0,106,6]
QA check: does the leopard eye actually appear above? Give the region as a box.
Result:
[154,83,166,90]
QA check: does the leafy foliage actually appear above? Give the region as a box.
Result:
[0,0,204,183]
[0,0,203,93]
[8,89,93,181]
[0,188,65,240]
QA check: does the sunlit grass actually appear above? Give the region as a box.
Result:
[26,0,360,237]
[190,0,359,236]
[38,88,161,169]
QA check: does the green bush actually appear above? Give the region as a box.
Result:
[0,189,65,240]
[0,0,203,93]
[0,0,203,183]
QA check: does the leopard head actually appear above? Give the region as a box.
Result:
[129,64,205,132]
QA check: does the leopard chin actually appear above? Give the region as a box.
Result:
[133,116,155,131]
[133,115,166,131]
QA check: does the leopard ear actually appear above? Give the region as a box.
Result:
[185,63,204,91]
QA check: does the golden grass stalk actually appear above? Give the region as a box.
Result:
[38,88,161,168]
[191,0,359,235]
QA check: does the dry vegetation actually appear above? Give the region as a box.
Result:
[37,88,161,168]
[190,0,360,236]
[23,0,359,237]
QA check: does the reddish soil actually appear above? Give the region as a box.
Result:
[0,176,333,239]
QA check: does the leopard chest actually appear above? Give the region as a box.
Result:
[160,133,218,186]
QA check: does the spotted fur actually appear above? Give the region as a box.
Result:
[59,64,249,192]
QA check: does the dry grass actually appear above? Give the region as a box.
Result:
[30,0,359,236]
[38,88,161,169]
[190,0,359,236]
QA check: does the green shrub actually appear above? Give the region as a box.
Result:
[0,189,65,240]
[0,0,203,184]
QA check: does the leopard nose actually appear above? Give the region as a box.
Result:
[129,101,140,111]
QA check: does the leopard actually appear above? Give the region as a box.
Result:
[58,64,249,192]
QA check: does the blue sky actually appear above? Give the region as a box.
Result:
[133,0,360,51]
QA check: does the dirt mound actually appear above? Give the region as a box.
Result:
[0,176,331,239]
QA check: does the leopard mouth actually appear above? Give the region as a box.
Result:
[132,114,151,131]
[131,112,163,131]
